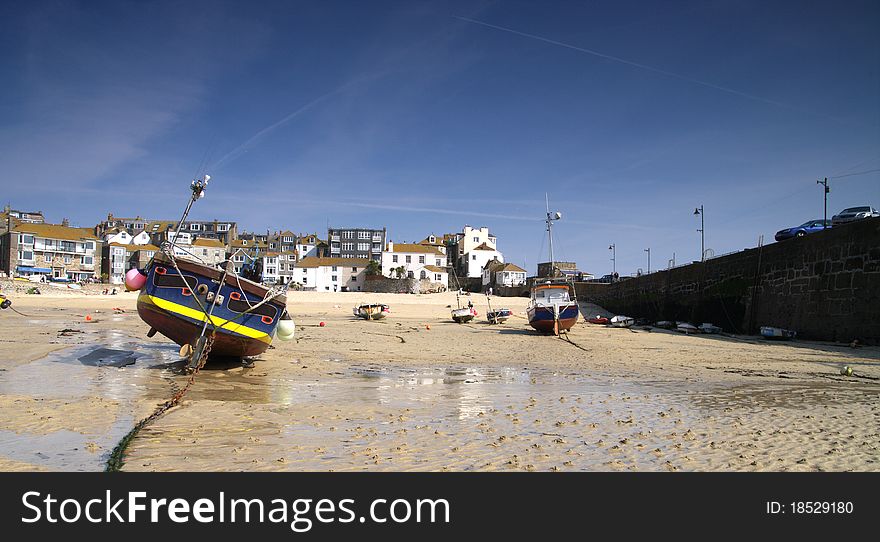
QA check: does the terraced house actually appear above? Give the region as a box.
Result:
[1,222,101,281]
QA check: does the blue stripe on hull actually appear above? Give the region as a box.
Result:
[527,304,579,332]
[142,265,281,338]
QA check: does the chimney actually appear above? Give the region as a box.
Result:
[387,240,393,253]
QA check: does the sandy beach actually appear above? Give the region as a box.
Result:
[0,281,877,472]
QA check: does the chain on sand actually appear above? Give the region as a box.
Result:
[105,333,215,472]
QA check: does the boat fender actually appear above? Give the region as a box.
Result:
[276,318,295,340]
[124,268,147,291]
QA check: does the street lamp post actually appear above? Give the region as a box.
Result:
[609,244,616,276]
[644,248,651,274]
[694,205,704,261]
[817,177,829,228]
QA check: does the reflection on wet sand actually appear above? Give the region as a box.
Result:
[1,291,878,472]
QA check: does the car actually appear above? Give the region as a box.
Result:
[831,206,879,226]
[774,219,831,241]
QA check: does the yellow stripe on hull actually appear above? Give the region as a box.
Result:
[140,294,271,344]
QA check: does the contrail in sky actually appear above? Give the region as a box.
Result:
[210,74,382,172]
[454,15,839,119]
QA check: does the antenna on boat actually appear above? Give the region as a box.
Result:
[545,193,562,273]
[169,175,210,253]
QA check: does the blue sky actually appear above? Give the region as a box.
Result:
[1,0,878,276]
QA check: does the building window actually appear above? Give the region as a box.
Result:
[358,231,369,239]
[217,224,229,232]
[405,255,411,263]
[82,256,93,265]
[473,237,479,243]
[357,243,369,251]
[332,275,338,282]
[190,223,201,231]
[19,234,34,245]
[472,255,477,260]
[436,259,442,266]
[420,270,426,279]
[351,275,357,282]
[332,266,338,272]
[435,274,442,281]
[64,255,72,264]
[342,242,354,251]
[342,231,354,239]
[202,249,208,256]
[392,255,398,263]
[419,256,425,264]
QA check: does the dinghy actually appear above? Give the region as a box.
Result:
[760,326,796,340]
[610,315,634,328]
[353,303,389,320]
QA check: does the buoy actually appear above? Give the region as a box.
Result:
[426,324,431,330]
[124,268,147,291]
[319,321,326,327]
[276,319,295,340]
[85,315,92,322]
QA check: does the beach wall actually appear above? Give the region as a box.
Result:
[574,217,880,344]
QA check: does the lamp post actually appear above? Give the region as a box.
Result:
[694,205,704,261]
[817,177,829,228]
[644,248,651,274]
[609,244,616,275]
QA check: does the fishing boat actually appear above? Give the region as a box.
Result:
[452,294,477,323]
[610,315,634,328]
[353,303,389,320]
[654,320,675,329]
[486,307,512,324]
[134,176,294,367]
[760,326,796,340]
[527,196,579,335]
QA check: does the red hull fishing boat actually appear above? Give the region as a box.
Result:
[129,176,294,367]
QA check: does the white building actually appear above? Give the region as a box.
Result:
[483,258,527,288]
[455,225,503,278]
[294,257,370,292]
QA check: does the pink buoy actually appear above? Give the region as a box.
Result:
[124,268,147,291]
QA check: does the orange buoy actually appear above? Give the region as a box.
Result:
[319,321,326,327]
[426,324,431,330]
[85,315,92,322]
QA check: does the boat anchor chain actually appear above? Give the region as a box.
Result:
[105,332,215,472]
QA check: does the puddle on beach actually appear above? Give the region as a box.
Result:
[3,338,877,472]
[0,331,183,471]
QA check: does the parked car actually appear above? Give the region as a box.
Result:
[774,219,831,241]
[831,206,879,226]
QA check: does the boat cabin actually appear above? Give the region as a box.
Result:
[531,283,572,303]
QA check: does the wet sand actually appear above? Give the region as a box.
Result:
[0,283,878,471]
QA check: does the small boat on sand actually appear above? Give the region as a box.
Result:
[655,321,675,329]
[587,316,609,325]
[452,306,477,323]
[452,295,477,323]
[486,308,512,324]
[135,176,293,367]
[760,326,796,340]
[353,303,389,320]
[699,323,722,334]
[676,322,700,334]
[610,315,634,328]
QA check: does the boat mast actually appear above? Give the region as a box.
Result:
[170,175,210,253]
[546,193,554,268]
